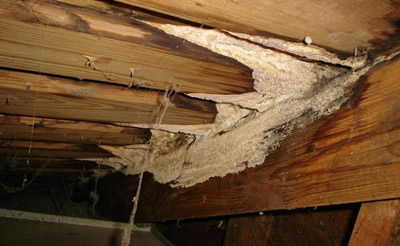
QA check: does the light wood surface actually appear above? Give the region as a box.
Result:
[118,0,400,54]
[349,200,400,246]
[0,0,254,94]
[0,69,217,125]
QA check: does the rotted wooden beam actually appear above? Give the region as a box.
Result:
[136,56,400,222]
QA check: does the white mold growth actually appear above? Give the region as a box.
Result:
[85,23,396,187]
[87,131,194,184]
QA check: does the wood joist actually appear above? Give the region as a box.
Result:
[118,0,400,55]
[0,114,149,145]
[349,200,400,246]
[0,140,112,159]
[136,56,400,222]
[0,69,217,125]
[0,0,254,94]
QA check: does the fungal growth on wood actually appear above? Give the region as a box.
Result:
[83,23,399,188]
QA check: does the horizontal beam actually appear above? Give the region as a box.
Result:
[136,57,400,222]
[0,140,112,158]
[0,208,150,232]
[4,157,100,169]
[0,114,150,145]
[0,69,216,125]
[0,0,254,94]
[118,0,400,54]
[349,200,400,246]
[54,0,237,63]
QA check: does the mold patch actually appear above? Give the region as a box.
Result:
[84,24,399,187]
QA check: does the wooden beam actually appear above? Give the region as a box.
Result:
[224,206,357,246]
[0,0,254,94]
[24,0,235,63]
[118,0,400,54]
[223,214,274,246]
[4,157,99,169]
[2,158,109,175]
[0,114,150,145]
[136,56,400,222]
[0,140,112,158]
[0,69,216,125]
[96,173,139,222]
[349,200,400,246]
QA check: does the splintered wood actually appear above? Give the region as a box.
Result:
[2,0,399,190]
[89,23,399,187]
[136,56,400,222]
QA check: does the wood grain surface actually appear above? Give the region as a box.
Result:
[119,0,400,55]
[349,200,400,246]
[0,0,254,94]
[0,69,217,125]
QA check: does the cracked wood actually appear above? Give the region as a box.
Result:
[0,0,253,94]
[0,69,217,125]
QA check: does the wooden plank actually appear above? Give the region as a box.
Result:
[97,173,140,222]
[0,140,112,158]
[0,0,254,94]
[2,157,109,175]
[118,0,400,55]
[136,56,400,222]
[6,167,100,174]
[224,214,274,246]
[224,206,357,246]
[10,0,234,64]
[4,157,99,169]
[349,200,400,246]
[0,69,216,125]
[154,219,226,246]
[0,114,150,145]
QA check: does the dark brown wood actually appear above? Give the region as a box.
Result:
[0,140,112,158]
[0,0,254,94]
[0,69,217,125]
[224,206,357,246]
[136,56,400,222]
[349,200,400,246]
[155,219,226,246]
[3,157,99,169]
[118,0,400,55]
[0,114,150,145]
[224,214,274,246]
[96,173,139,222]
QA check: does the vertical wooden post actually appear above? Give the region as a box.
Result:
[349,200,400,246]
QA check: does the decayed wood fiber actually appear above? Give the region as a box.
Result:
[86,24,397,187]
